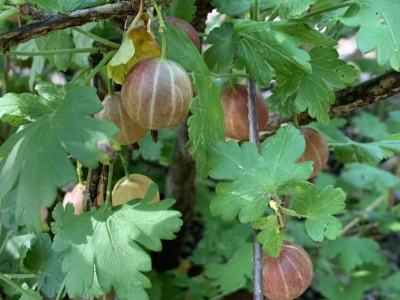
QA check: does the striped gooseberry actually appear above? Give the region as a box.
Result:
[297,128,329,178]
[220,85,268,141]
[121,58,194,130]
[262,241,313,300]
[94,93,148,145]
[111,174,160,206]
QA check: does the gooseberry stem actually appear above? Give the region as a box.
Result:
[77,161,83,185]
[119,153,131,182]
[293,111,300,128]
[150,0,167,60]
[105,163,114,208]
[108,78,114,96]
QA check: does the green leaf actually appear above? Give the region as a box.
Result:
[211,0,251,15]
[159,24,225,179]
[0,93,54,125]
[21,233,65,297]
[353,112,390,141]
[339,1,400,71]
[174,272,217,300]
[165,0,196,22]
[190,221,251,265]
[275,24,337,46]
[320,276,364,300]
[36,30,73,71]
[15,40,45,90]
[274,46,360,124]
[252,216,283,257]
[208,125,312,223]
[330,134,400,164]
[187,75,225,179]
[72,23,96,66]
[52,185,183,300]
[232,20,312,86]
[388,111,400,134]
[320,236,385,274]
[50,203,76,235]
[26,0,108,13]
[292,185,346,241]
[203,22,235,73]
[0,188,25,230]
[279,0,316,17]
[204,243,252,293]
[0,83,119,232]
[340,163,400,190]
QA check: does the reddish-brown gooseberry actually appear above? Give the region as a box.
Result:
[220,85,268,140]
[262,241,313,300]
[297,128,329,178]
[152,17,201,50]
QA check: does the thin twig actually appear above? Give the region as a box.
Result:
[265,69,400,133]
[0,0,168,52]
[341,196,384,236]
[248,78,264,300]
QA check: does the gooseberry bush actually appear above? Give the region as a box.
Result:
[0,0,400,299]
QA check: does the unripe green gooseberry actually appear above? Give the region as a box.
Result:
[262,241,313,300]
[121,58,194,130]
[111,174,160,206]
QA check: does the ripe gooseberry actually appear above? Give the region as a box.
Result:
[152,17,201,50]
[262,241,313,300]
[94,93,148,145]
[297,128,329,178]
[111,174,160,206]
[63,183,86,215]
[121,58,194,130]
[220,85,268,140]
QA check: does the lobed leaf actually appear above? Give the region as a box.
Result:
[253,216,283,257]
[232,19,312,86]
[0,83,119,232]
[320,236,385,274]
[208,125,312,223]
[21,233,65,297]
[339,0,400,71]
[52,185,183,300]
[331,134,400,164]
[204,243,252,294]
[292,185,346,242]
[274,46,360,124]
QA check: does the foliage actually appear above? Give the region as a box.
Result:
[0,0,400,299]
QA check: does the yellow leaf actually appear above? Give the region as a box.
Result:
[108,13,160,84]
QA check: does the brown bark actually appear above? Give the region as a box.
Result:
[265,69,400,133]
[0,0,169,53]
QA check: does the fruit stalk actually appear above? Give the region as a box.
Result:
[150,0,167,60]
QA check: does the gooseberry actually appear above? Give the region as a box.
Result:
[121,58,194,130]
[220,85,268,140]
[262,241,313,300]
[297,128,329,178]
[111,174,160,206]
